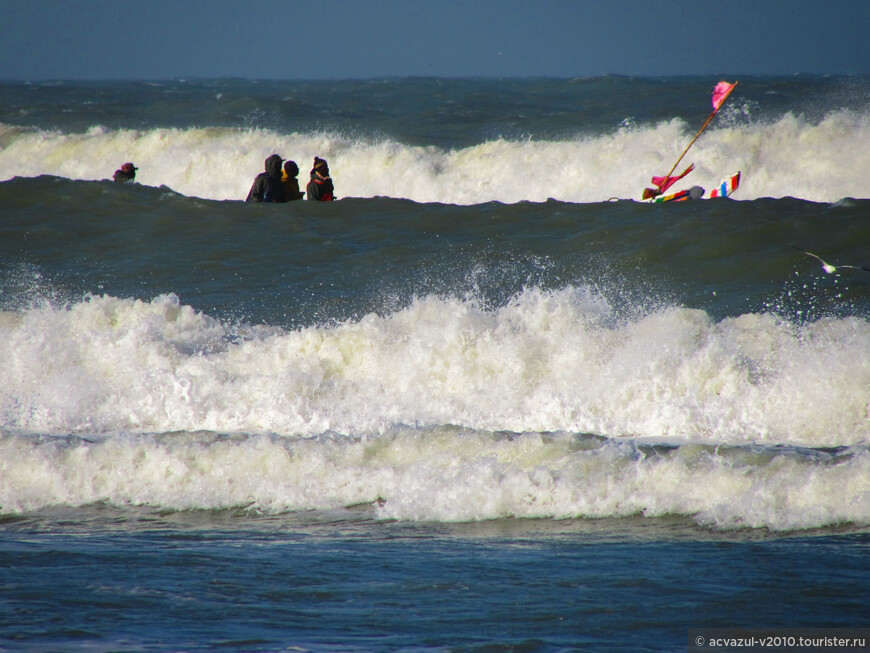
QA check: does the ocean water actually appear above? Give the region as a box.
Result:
[0,76,868,651]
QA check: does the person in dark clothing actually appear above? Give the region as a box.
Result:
[281,160,305,201]
[113,162,137,183]
[306,157,335,201]
[246,154,286,202]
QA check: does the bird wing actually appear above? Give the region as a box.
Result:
[791,245,827,264]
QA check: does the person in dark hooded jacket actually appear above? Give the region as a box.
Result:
[306,157,334,201]
[246,154,286,202]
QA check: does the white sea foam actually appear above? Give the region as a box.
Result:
[1,109,868,203]
[1,290,868,447]
[2,290,868,529]
[0,428,867,530]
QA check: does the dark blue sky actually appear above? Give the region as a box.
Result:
[2,0,868,80]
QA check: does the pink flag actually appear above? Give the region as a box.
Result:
[652,163,695,194]
[712,81,736,113]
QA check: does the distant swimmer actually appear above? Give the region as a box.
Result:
[246,154,286,203]
[113,162,137,183]
[306,157,335,201]
[792,246,870,274]
[281,160,305,201]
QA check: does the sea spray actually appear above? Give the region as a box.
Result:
[1,290,868,447]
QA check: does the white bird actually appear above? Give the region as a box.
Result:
[792,246,870,274]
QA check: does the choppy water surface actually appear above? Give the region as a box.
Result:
[1,76,868,652]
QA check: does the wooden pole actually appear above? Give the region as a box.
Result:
[658,110,716,186]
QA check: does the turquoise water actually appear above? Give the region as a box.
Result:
[0,77,868,651]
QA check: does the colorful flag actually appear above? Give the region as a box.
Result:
[652,163,695,194]
[642,81,738,200]
[712,81,737,113]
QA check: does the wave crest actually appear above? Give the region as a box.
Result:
[1,289,868,447]
[2,110,869,203]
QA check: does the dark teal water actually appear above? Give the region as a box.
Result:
[3,176,869,328]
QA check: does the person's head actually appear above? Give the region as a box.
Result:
[265,154,284,176]
[283,160,299,178]
[311,157,329,177]
[121,162,137,178]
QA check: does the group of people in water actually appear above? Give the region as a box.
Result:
[245,155,334,203]
[113,155,335,203]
